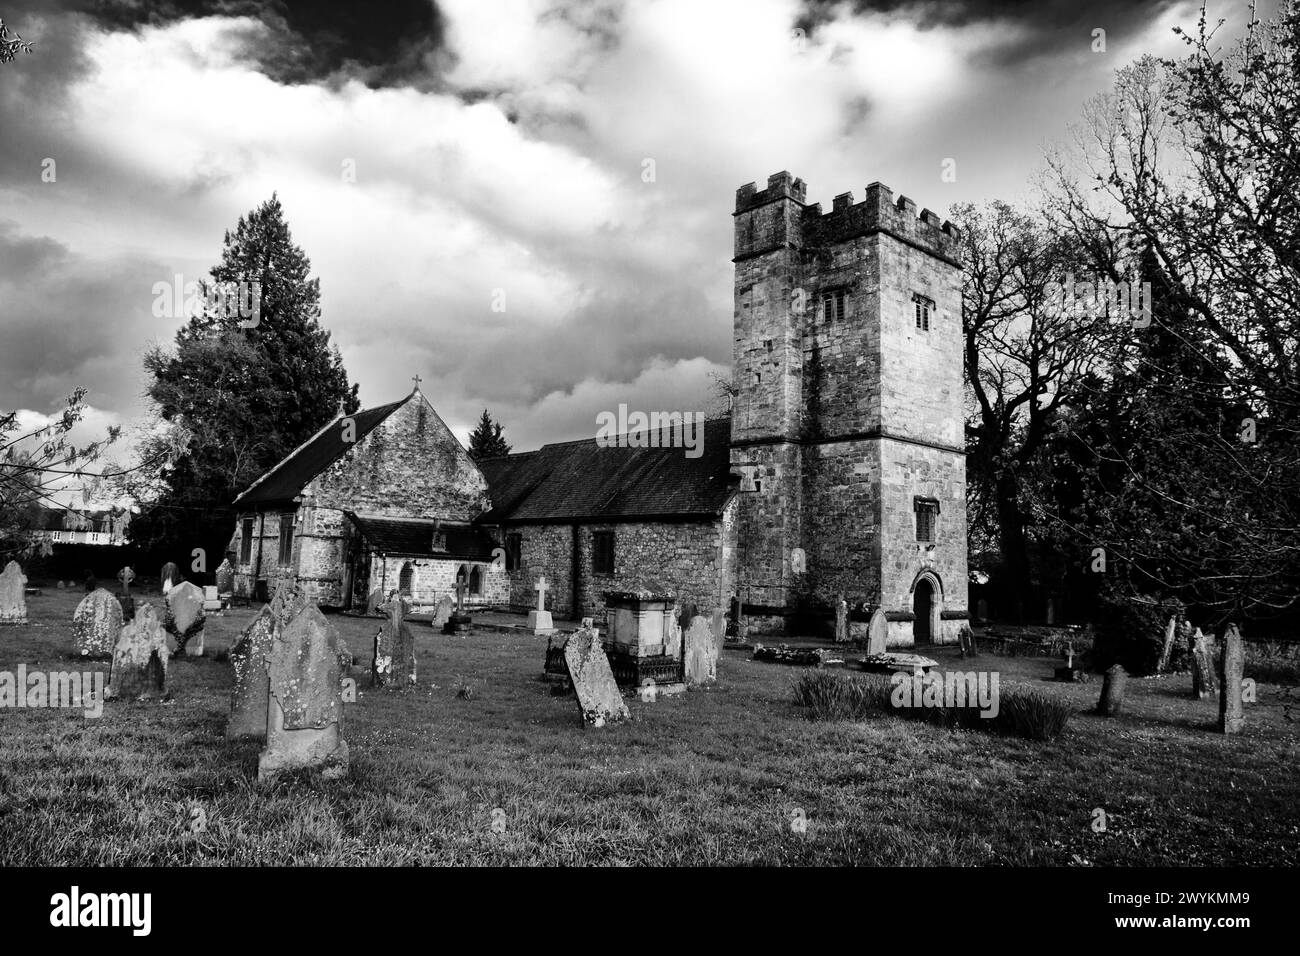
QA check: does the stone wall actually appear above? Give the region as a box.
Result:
[368,554,509,612]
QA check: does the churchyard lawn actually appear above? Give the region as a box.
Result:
[1,587,1296,865]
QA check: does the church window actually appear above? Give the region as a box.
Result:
[469,565,483,596]
[399,562,414,597]
[505,533,522,571]
[592,531,615,575]
[277,513,295,566]
[914,497,940,543]
[822,289,845,323]
[913,293,934,331]
[240,517,254,564]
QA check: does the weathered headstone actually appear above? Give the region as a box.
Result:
[160,562,182,595]
[563,627,629,727]
[0,561,27,624]
[1190,627,1218,700]
[365,587,385,616]
[528,575,554,634]
[227,584,309,739]
[1157,614,1178,673]
[116,566,136,621]
[834,594,849,644]
[164,580,206,656]
[56,580,65,590]
[683,614,718,685]
[106,603,170,700]
[258,604,350,781]
[711,608,726,653]
[431,594,454,629]
[372,590,417,687]
[975,597,990,622]
[1218,624,1245,734]
[73,588,123,658]
[958,621,978,658]
[1096,663,1128,716]
[867,607,887,655]
[443,580,471,634]
[215,558,235,597]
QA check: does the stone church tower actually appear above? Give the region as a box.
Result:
[730,171,968,645]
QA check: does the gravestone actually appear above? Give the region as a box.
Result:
[957,622,978,658]
[1157,614,1178,673]
[258,604,349,781]
[215,559,235,597]
[976,598,990,622]
[106,603,170,700]
[365,587,385,617]
[73,588,123,658]
[664,605,684,660]
[203,585,223,612]
[1096,663,1127,716]
[1218,624,1245,735]
[165,580,206,656]
[160,562,182,595]
[866,607,887,655]
[1190,628,1218,700]
[683,614,718,685]
[563,627,629,727]
[0,561,27,624]
[227,583,309,739]
[711,609,727,653]
[528,576,554,634]
[834,595,849,644]
[116,566,136,622]
[372,590,417,687]
[431,594,454,629]
[443,580,471,634]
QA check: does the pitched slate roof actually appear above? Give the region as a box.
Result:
[476,416,735,523]
[345,513,497,561]
[233,397,408,506]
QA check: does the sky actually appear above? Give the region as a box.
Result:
[0,0,1273,505]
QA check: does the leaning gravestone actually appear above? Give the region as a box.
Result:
[164,580,206,656]
[227,584,310,739]
[1218,624,1245,735]
[73,588,123,658]
[258,604,350,782]
[866,607,888,655]
[958,622,978,658]
[563,627,629,727]
[431,594,454,630]
[1190,628,1218,700]
[834,595,849,644]
[1096,663,1128,717]
[106,603,170,700]
[160,562,182,595]
[215,559,235,598]
[372,591,417,687]
[683,614,718,685]
[1156,614,1178,673]
[0,561,28,624]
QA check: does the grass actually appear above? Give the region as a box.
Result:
[1,587,1298,865]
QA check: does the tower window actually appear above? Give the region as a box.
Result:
[822,289,845,323]
[914,497,940,543]
[913,294,935,331]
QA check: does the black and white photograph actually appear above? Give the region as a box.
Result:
[0,0,1294,931]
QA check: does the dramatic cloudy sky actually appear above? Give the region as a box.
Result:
[0,0,1274,498]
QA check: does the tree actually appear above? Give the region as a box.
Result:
[467,410,511,459]
[122,196,358,569]
[1043,2,1300,627]
[0,18,32,64]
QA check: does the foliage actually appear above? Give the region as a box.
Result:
[0,18,32,63]
[467,409,511,460]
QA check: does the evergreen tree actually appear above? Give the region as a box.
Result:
[468,410,511,460]
[125,196,358,569]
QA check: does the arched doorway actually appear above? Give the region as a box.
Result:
[913,577,935,645]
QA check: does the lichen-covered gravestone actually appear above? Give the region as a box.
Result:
[164,580,206,656]
[1218,624,1245,735]
[215,558,235,598]
[1096,663,1127,717]
[227,584,309,739]
[1190,628,1218,700]
[431,594,454,630]
[866,607,888,655]
[834,595,849,644]
[0,560,28,624]
[106,603,170,700]
[1156,614,1178,673]
[683,614,718,685]
[372,590,417,687]
[563,627,629,727]
[257,604,350,781]
[73,588,124,658]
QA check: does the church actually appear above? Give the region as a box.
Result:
[229,171,968,646]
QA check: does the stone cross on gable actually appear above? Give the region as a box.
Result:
[534,575,549,612]
[411,374,423,390]
[117,566,135,595]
